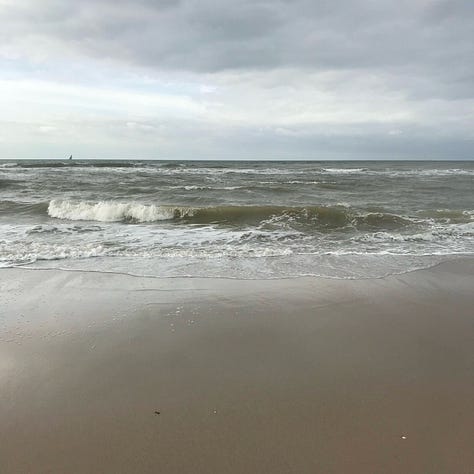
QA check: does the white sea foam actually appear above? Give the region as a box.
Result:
[0,240,110,266]
[321,168,367,174]
[156,167,303,176]
[236,167,474,178]
[48,200,194,222]
[168,185,244,191]
[381,168,474,178]
[315,167,474,178]
[355,221,474,246]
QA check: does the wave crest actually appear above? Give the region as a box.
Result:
[48,200,195,222]
[47,200,415,231]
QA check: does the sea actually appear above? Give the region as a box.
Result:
[0,160,473,279]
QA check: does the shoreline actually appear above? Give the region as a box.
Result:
[5,252,473,281]
[1,259,473,473]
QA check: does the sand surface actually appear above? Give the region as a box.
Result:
[1,260,473,473]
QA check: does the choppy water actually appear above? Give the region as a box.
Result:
[0,160,473,279]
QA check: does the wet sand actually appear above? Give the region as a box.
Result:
[1,260,473,473]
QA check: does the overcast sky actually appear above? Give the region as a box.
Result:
[1,0,473,159]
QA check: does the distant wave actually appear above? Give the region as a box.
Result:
[380,168,474,177]
[321,167,474,177]
[3,161,473,178]
[168,185,244,191]
[321,168,367,174]
[4,161,145,169]
[160,162,186,169]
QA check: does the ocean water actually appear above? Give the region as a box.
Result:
[0,160,473,279]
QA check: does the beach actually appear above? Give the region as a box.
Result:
[2,0,474,468]
[1,259,473,473]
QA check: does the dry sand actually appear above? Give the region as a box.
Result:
[1,259,473,473]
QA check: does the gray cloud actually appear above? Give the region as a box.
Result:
[1,0,473,159]
[3,0,473,83]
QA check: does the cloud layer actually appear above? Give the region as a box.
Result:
[1,0,473,159]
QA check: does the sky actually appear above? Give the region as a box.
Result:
[0,0,473,160]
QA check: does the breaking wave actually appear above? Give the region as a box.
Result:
[48,200,186,222]
[47,199,417,231]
